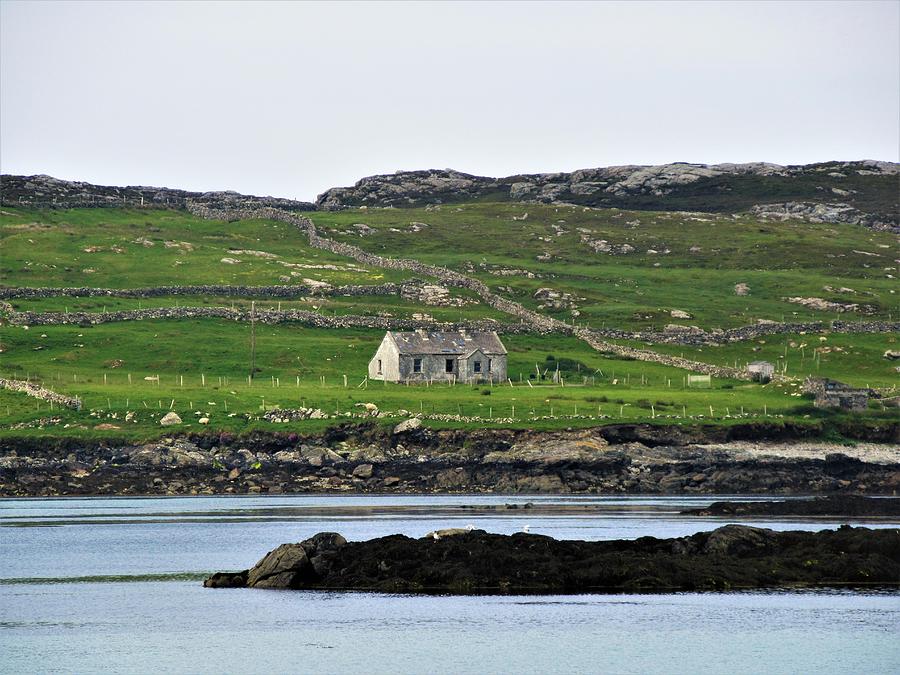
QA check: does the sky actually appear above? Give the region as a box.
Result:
[1,0,898,201]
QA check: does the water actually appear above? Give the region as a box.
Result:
[2,495,898,674]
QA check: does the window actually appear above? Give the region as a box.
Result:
[473,360,481,373]
[488,359,492,372]
[413,358,422,373]
[445,358,454,373]
[377,359,382,374]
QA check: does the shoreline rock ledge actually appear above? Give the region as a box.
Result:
[204,526,900,594]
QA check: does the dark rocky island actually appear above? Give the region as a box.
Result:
[204,525,900,594]
[683,495,900,518]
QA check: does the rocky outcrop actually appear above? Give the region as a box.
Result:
[314,161,899,227]
[0,174,315,211]
[783,297,877,314]
[204,525,900,593]
[750,202,898,232]
[4,161,897,226]
[316,169,501,210]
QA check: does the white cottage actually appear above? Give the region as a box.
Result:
[368,330,508,383]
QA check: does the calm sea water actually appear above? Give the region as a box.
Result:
[1,494,898,674]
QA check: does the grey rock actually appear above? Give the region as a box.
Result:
[246,543,312,589]
[352,463,374,479]
[159,412,182,426]
[393,418,422,434]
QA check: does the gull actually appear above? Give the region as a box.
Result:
[522,524,530,533]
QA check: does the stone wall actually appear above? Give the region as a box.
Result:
[0,282,406,300]
[593,320,900,346]
[0,378,81,409]
[4,305,532,334]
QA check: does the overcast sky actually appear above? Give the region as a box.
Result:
[2,1,898,200]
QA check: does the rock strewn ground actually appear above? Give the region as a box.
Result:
[203,525,900,593]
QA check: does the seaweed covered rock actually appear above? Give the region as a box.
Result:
[204,525,900,594]
[684,496,900,518]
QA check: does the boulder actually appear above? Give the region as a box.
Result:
[246,543,313,589]
[701,524,778,556]
[352,463,374,479]
[159,412,182,426]
[393,418,422,435]
[299,532,348,576]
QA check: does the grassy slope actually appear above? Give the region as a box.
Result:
[0,207,407,287]
[614,332,899,389]
[310,202,899,330]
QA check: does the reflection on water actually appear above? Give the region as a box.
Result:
[0,495,898,674]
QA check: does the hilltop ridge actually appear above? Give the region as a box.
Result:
[0,174,315,211]
[3,159,898,229]
[315,160,899,229]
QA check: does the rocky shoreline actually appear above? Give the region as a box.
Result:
[203,525,900,593]
[2,423,898,497]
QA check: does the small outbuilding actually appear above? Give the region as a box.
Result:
[368,330,508,384]
[747,361,775,383]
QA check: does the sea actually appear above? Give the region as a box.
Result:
[1,494,898,674]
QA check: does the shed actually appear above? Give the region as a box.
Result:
[747,361,775,383]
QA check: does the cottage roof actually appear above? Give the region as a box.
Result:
[388,331,507,355]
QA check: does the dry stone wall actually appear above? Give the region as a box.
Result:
[0,283,406,300]
[4,305,531,334]
[0,377,81,409]
[593,320,900,346]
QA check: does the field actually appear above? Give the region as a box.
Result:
[309,202,899,330]
[0,207,408,288]
[1,203,896,439]
[614,332,899,389]
[2,320,879,441]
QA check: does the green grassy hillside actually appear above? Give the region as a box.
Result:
[1,202,896,439]
[309,202,899,330]
[0,207,404,288]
